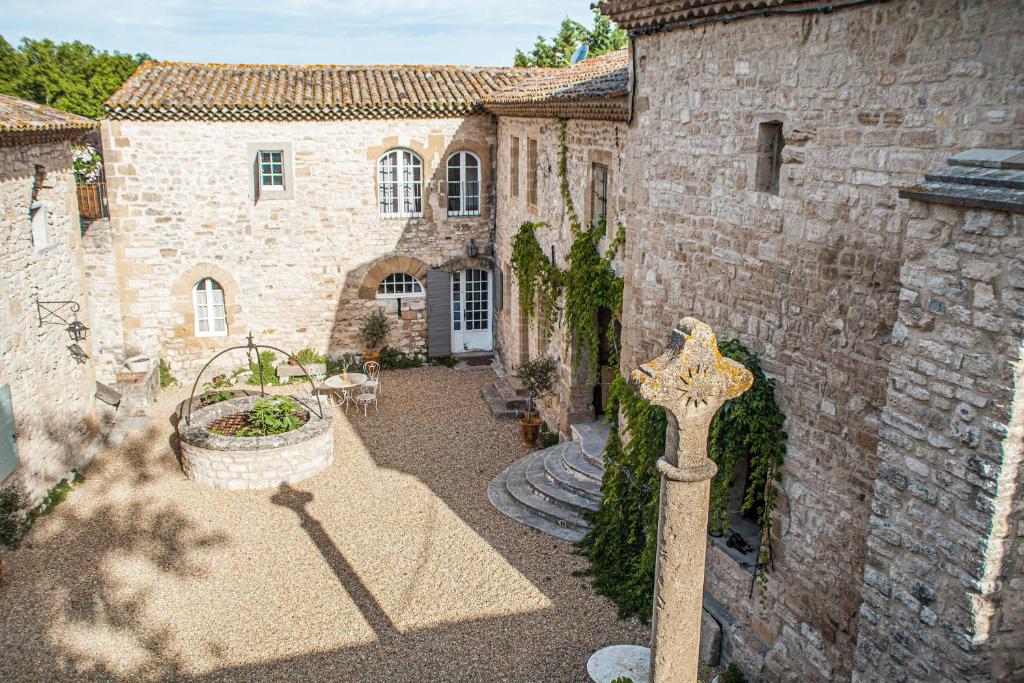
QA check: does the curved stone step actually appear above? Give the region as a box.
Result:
[542,446,602,501]
[487,465,584,543]
[525,449,600,516]
[571,420,611,466]
[562,441,604,483]
[503,455,590,532]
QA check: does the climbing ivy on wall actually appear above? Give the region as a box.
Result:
[509,120,625,379]
[579,340,787,618]
[578,373,666,620]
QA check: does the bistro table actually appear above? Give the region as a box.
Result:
[322,372,367,411]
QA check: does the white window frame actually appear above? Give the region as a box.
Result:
[192,278,228,337]
[378,149,424,218]
[30,201,49,251]
[259,150,285,191]
[446,151,481,217]
[376,272,425,299]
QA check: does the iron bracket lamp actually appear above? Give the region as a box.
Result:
[36,300,90,342]
[465,238,479,258]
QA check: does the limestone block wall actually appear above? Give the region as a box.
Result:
[0,136,98,503]
[853,204,1023,682]
[82,218,125,382]
[493,116,627,434]
[616,1,1024,679]
[101,116,496,379]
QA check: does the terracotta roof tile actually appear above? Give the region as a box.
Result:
[598,0,818,32]
[0,94,96,134]
[105,62,545,121]
[483,50,630,121]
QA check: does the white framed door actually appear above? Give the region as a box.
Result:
[450,268,492,353]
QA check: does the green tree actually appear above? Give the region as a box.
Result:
[514,8,627,67]
[0,36,149,118]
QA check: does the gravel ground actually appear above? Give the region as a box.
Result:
[0,366,648,682]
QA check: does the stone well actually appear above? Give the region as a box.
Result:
[178,395,333,490]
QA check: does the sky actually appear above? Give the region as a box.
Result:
[0,0,596,66]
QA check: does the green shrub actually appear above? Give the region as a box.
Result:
[722,662,747,683]
[234,396,306,437]
[539,422,560,449]
[610,678,634,683]
[359,309,392,352]
[246,351,279,386]
[292,347,326,366]
[159,358,178,388]
[0,483,29,549]
[379,346,424,370]
[430,355,458,368]
[516,356,558,418]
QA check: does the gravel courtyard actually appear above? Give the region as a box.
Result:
[0,366,648,682]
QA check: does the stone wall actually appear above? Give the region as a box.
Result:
[852,203,1023,682]
[82,218,126,382]
[493,116,627,434]
[0,136,98,503]
[611,0,1023,679]
[101,116,497,379]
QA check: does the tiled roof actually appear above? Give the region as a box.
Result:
[105,62,544,121]
[483,50,629,121]
[597,0,818,32]
[0,93,95,135]
[900,149,1024,214]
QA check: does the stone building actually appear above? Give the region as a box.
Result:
[98,63,543,378]
[588,1,1020,681]
[0,94,99,503]
[90,0,1023,679]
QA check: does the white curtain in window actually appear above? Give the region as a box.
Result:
[193,278,227,336]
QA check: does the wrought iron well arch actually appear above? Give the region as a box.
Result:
[183,332,325,428]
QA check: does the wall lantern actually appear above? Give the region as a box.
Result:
[466,238,479,258]
[36,300,90,343]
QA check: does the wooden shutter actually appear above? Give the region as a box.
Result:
[426,269,451,358]
[252,153,261,204]
[492,265,503,312]
[0,384,20,482]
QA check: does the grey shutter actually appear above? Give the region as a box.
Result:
[252,153,261,204]
[426,269,451,358]
[0,384,20,481]
[492,265,503,312]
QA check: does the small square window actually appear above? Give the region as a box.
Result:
[260,150,285,189]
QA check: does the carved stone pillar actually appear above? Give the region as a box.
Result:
[588,318,753,683]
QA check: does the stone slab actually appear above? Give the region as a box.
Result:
[587,644,651,683]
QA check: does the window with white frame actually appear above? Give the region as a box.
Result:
[193,278,227,337]
[590,163,609,228]
[378,149,423,217]
[376,273,424,299]
[30,202,49,251]
[259,150,285,190]
[447,151,481,217]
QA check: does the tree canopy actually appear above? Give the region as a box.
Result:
[514,9,627,68]
[0,37,149,119]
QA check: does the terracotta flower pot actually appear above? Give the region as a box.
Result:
[288,359,298,366]
[519,416,541,445]
[363,351,381,363]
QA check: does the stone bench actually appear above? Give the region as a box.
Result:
[276,362,326,383]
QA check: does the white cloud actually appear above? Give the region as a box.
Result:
[0,0,595,65]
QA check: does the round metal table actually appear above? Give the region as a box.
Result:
[322,372,367,411]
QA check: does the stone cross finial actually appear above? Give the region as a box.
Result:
[631,317,753,473]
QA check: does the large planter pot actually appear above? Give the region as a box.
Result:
[125,355,151,373]
[519,416,541,446]
[363,351,381,363]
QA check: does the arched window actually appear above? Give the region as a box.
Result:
[447,151,481,217]
[378,149,423,217]
[376,273,424,299]
[193,278,227,337]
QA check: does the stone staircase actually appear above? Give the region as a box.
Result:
[487,420,610,542]
[480,375,530,420]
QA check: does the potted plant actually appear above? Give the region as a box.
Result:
[359,309,392,364]
[515,356,558,446]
